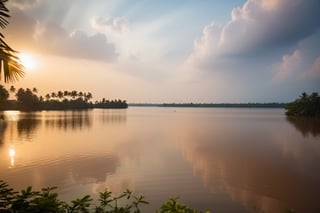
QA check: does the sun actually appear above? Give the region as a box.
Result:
[19,52,36,70]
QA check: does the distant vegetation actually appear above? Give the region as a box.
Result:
[0,86,127,111]
[95,98,128,109]
[130,103,286,108]
[285,92,320,117]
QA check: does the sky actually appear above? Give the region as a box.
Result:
[3,0,320,103]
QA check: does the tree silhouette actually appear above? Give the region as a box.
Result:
[45,93,50,100]
[71,90,77,99]
[286,92,320,117]
[0,0,24,83]
[57,91,63,100]
[9,85,15,93]
[0,84,8,102]
[16,88,40,110]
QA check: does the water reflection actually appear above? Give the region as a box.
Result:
[286,116,320,137]
[9,147,15,168]
[0,108,319,213]
[45,111,92,131]
[98,109,127,124]
[2,154,120,194]
[173,110,320,213]
[17,115,41,139]
[0,120,7,144]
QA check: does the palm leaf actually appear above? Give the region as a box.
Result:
[0,0,25,83]
[0,49,25,83]
[0,0,9,29]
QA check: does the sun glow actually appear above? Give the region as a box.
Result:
[19,53,36,70]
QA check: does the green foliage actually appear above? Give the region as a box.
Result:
[0,181,65,213]
[0,180,211,213]
[285,92,320,117]
[157,197,208,213]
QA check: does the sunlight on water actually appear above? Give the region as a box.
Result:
[9,147,15,168]
[3,111,20,121]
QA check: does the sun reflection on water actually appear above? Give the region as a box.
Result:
[9,147,16,168]
[4,111,20,122]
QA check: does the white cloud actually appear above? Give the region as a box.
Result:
[271,29,320,82]
[7,8,117,62]
[91,16,129,34]
[189,0,320,68]
[35,22,117,62]
[272,50,302,82]
[303,56,320,79]
[8,0,40,10]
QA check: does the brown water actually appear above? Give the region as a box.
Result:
[0,107,319,213]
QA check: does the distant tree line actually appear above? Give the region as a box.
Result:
[285,92,320,117]
[129,103,286,108]
[95,98,127,109]
[0,85,128,111]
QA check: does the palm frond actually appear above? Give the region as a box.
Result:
[0,0,25,83]
[0,49,25,83]
[0,0,9,29]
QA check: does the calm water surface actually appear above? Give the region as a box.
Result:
[0,107,319,212]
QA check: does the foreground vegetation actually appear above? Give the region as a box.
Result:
[0,0,25,83]
[0,180,208,213]
[0,86,127,111]
[285,92,320,117]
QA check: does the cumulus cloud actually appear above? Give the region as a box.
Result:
[6,8,117,62]
[91,16,129,34]
[272,50,302,82]
[271,29,320,82]
[35,22,117,61]
[189,0,320,67]
[303,56,320,79]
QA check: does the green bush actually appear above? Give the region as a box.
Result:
[0,180,208,213]
[285,92,320,117]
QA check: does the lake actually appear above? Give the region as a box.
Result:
[0,107,319,212]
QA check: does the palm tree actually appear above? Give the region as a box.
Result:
[9,85,15,93]
[51,92,57,99]
[0,0,24,83]
[57,91,63,100]
[71,90,77,99]
[85,92,92,102]
[45,93,50,101]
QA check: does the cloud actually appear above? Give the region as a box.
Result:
[271,30,320,82]
[272,50,302,82]
[35,22,117,61]
[91,16,129,34]
[8,0,40,10]
[303,56,320,78]
[189,0,320,67]
[6,8,117,62]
